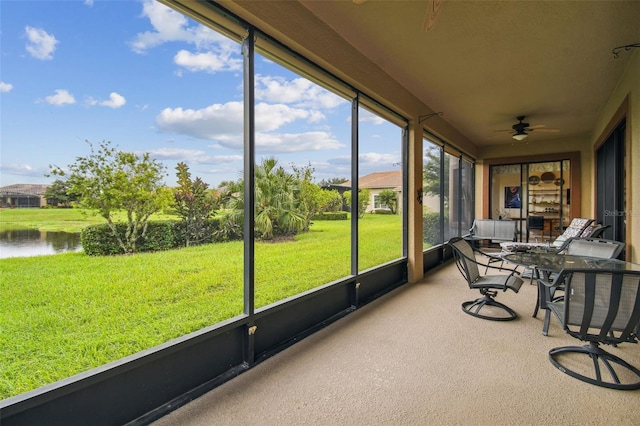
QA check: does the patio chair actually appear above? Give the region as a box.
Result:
[467,219,517,272]
[549,217,593,249]
[447,237,524,321]
[545,268,640,390]
[527,215,545,242]
[536,238,626,333]
[518,218,597,283]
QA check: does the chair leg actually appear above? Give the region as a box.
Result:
[542,310,551,336]
[549,342,640,390]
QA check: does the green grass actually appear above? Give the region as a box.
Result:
[0,210,402,399]
[0,208,177,232]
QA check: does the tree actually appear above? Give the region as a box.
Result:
[423,145,449,207]
[318,177,348,187]
[217,178,243,210]
[253,157,305,239]
[173,162,217,246]
[343,188,370,218]
[43,179,78,207]
[378,189,398,214]
[50,140,169,254]
[291,163,343,230]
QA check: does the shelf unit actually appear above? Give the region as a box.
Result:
[527,170,567,241]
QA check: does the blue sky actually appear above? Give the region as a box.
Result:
[0,0,403,188]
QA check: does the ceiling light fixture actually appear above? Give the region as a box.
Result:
[512,131,528,141]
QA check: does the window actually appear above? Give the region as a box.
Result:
[357,104,405,271]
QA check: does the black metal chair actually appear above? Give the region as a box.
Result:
[545,268,640,390]
[448,237,524,321]
[527,215,545,242]
[535,238,627,334]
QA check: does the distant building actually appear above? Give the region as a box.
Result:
[339,170,402,213]
[0,184,51,208]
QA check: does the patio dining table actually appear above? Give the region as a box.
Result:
[502,252,640,334]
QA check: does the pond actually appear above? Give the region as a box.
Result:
[0,229,82,258]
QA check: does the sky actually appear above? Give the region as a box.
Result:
[0,0,403,188]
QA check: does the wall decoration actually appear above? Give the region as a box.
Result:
[504,186,522,209]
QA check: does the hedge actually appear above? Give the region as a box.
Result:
[310,212,348,221]
[81,218,226,256]
[422,212,440,246]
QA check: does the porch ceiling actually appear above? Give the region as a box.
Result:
[220,1,640,146]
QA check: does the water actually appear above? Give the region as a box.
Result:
[0,229,82,258]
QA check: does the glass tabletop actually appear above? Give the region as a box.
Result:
[502,252,640,273]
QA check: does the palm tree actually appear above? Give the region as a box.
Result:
[253,157,305,239]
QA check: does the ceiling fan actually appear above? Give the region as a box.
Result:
[497,116,560,141]
[353,0,445,32]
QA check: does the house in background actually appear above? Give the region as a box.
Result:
[339,170,402,214]
[0,184,50,208]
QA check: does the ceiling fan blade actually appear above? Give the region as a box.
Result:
[422,0,445,32]
[530,128,560,133]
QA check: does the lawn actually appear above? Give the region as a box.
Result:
[0,208,175,232]
[0,210,402,399]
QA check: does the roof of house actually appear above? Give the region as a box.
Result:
[339,170,402,191]
[0,184,50,197]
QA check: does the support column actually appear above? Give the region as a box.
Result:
[407,120,424,283]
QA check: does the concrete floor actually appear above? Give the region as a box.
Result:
[153,261,640,426]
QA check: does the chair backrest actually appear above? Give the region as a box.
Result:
[551,218,594,248]
[469,219,516,242]
[493,220,517,241]
[448,237,480,285]
[564,238,624,259]
[580,223,608,238]
[561,269,640,345]
[527,215,545,230]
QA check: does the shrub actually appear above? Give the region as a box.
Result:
[422,212,440,246]
[82,221,176,255]
[310,212,348,221]
[212,215,243,242]
[81,219,226,255]
[81,224,125,256]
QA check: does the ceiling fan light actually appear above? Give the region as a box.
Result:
[512,132,528,141]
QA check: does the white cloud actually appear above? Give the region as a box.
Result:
[174,50,241,73]
[255,103,314,132]
[156,101,243,141]
[44,89,76,106]
[325,152,399,177]
[156,101,345,153]
[130,0,226,54]
[0,163,43,178]
[211,155,243,164]
[358,152,400,166]
[147,149,243,170]
[100,92,126,109]
[148,148,212,164]
[355,109,386,125]
[0,81,13,93]
[84,0,94,6]
[255,131,344,153]
[155,101,315,139]
[256,75,345,110]
[327,152,399,167]
[25,26,58,60]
